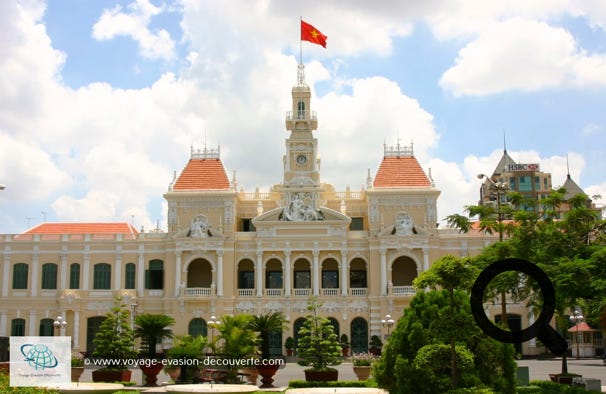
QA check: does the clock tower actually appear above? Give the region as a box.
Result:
[279,64,324,221]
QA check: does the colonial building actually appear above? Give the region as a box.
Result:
[1,64,503,356]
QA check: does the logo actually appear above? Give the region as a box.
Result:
[20,343,59,370]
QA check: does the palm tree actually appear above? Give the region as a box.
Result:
[134,314,175,358]
[249,312,287,359]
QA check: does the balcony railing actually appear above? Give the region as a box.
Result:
[184,287,213,296]
[349,288,367,296]
[321,288,339,296]
[238,288,255,297]
[390,285,416,296]
[293,288,311,296]
[265,288,283,297]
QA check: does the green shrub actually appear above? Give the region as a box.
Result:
[529,380,602,393]
[289,379,374,388]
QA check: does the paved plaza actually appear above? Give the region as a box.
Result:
[72,358,606,392]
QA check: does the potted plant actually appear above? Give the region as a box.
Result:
[71,351,84,382]
[296,298,342,382]
[340,334,350,357]
[216,314,258,384]
[369,335,383,356]
[352,352,376,381]
[285,336,295,357]
[134,313,175,386]
[165,334,207,383]
[249,312,287,388]
[91,296,137,383]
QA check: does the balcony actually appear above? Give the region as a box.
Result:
[321,288,339,296]
[265,288,283,297]
[238,288,255,297]
[349,288,367,296]
[183,287,214,297]
[293,288,311,296]
[390,285,416,296]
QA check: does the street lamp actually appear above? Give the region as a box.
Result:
[381,314,395,339]
[53,315,67,336]
[208,315,220,355]
[477,174,509,242]
[570,307,584,359]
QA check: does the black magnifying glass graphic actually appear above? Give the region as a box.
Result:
[470,258,567,356]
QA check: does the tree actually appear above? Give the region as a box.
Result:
[249,312,287,359]
[413,255,479,390]
[134,314,175,358]
[216,314,258,383]
[92,296,136,368]
[373,290,516,394]
[296,298,342,372]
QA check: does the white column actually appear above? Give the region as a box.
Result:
[28,310,36,336]
[422,248,429,272]
[340,248,348,296]
[0,312,7,336]
[174,251,182,297]
[256,251,263,297]
[59,250,68,290]
[137,245,145,297]
[284,250,291,296]
[114,253,122,290]
[82,247,90,290]
[312,250,319,296]
[217,250,223,297]
[73,310,80,349]
[2,249,10,297]
[31,251,39,297]
[380,248,387,296]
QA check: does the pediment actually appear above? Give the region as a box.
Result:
[253,207,351,223]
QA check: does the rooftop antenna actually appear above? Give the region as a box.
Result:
[503,129,507,153]
[26,217,33,228]
[41,211,47,222]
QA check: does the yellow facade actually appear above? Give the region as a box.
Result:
[1,65,540,356]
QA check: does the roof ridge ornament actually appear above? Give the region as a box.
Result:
[383,141,413,158]
[190,145,220,159]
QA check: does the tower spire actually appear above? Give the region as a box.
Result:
[503,129,507,153]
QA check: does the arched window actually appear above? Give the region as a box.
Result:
[41,263,58,289]
[11,318,25,336]
[12,263,28,289]
[297,101,305,119]
[145,259,164,290]
[93,263,111,289]
[69,263,80,289]
[188,318,207,337]
[125,263,136,289]
[39,318,54,336]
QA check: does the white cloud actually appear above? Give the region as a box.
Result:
[92,0,175,60]
[440,18,606,96]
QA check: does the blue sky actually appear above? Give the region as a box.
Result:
[1,0,605,233]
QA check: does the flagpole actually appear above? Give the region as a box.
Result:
[299,16,303,65]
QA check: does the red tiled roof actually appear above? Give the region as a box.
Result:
[373,156,431,188]
[569,322,596,332]
[173,158,230,190]
[24,222,138,235]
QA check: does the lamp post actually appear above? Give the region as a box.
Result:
[570,307,584,359]
[477,174,510,331]
[381,314,395,339]
[53,315,67,336]
[477,174,509,242]
[208,315,220,355]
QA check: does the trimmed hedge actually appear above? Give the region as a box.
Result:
[288,379,375,388]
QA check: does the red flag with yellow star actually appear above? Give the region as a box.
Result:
[301,20,327,48]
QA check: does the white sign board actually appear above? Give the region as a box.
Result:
[9,336,71,386]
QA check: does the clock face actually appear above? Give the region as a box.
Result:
[296,155,307,165]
